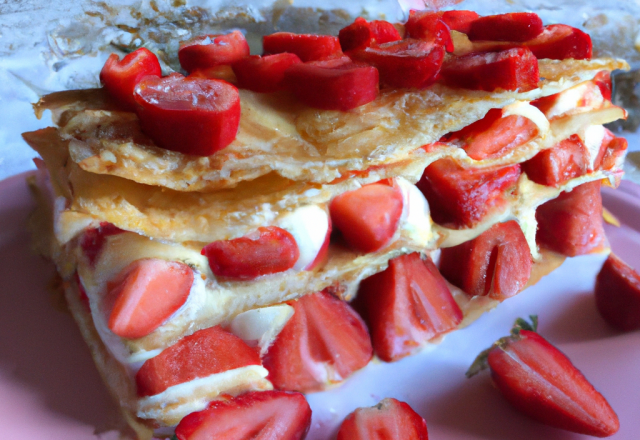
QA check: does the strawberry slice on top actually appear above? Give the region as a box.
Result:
[175,390,312,440]
[467,316,619,437]
[356,253,462,362]
[232,53,302,93]
[178,31,250,73]
[263,32,342,62]
[262,290,373,393]
[337,398,429,440]
[468,12,544,42]
[338,17,401,52]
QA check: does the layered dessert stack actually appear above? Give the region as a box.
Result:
[24,9,629,439]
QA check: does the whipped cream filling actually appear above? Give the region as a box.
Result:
[502,101,550,135]
[396,177,433,248]
[228,304,294,356]
[542,81,605,120]
[276,204,330,270]
[578,124,607,171]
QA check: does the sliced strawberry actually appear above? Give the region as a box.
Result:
[136,326,260,397]
[595,253,640,331]
[263,290,373,393]
[417,158,521,228]
[357,253,463,362]
[263,32,341,62]
[134,73,240,156]
[283,57,378,110]
[441,47,539,92]
[439,221,532,300]
[522,135,590,187]
[444,108,539,160]
[178,31,250,73]
[536,180,606,257]
[441,10,480,34]
[232,53,302,93]
[468,13,543,42]
[80,222,124,266]
[337,398,429,440]
[175,390,311,440]
[467,317,619,437]
[188,65,237,84]
[330,181,403,253]
[525,24,592,60]
[594,71,612,101]
[349,39,445,89]
[305,217,332,271]
[106,259,194,339]
[338,17,401,52]
[404,10,454,51]
[202,226,299,280]
[598,132,628,171]
[531,80,606,120]
[99,48,161,111]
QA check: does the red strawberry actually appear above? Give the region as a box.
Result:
[595,253,640,331]
[356,253,462,362]
[136,326,260,397]
[536,180,606,256]
[263,32,342,62]
[330,180,403,253]
[262,290,373,393]
[467,317,619,437]
[522,135,590,187]
[338,17,401,52]
[337,398,429,440]
[80,222,124,266]
[468,13,544,42]
[404,10,454,51]
[439,221,532,300]
[175,391,311,440]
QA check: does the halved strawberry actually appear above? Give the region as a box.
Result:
[232,53,302,93]
[263,32,342,62]
[594,71,612,101]
[440,47,539,92]
[522,135,590,187]
[202,226,299,280]
[349,39,445,89]
[136,326,260,397]
[439,221,532,300]
[330,180,403,253]
[443,108,539,160]
[525,24,592,60]
[536,181,606,257]
[80,222,124,266]
[283,57,379,110]
[337,398,429,440]
[356,253,463,362]
[106,258,194,339]
[179,31,250,73]
[468,13,544,42]
[598,132,628,171]
[404,10,454,51]
[441,10,480,34]
[531,80,606,120]
[338,17,401,52]
[175,391,312,440]
[262,290,373,393]
[595,253,640,332]
[416,158,521,228]
[467,317,619,437]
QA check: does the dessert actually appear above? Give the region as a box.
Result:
[23,8,629,438]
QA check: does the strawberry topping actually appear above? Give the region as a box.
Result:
[524,24,592,60]
[595,253,640,332]
[263,32,342,62]
[178,31,250,73]
[338,17,401,52]
[522,135,590,187]
[468,13,544,42]
[232,53,302,93]
[404,10,454,51]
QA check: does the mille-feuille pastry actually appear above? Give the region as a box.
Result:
[24,9,629,439]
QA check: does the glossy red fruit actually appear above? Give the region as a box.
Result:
[202,226,299,280]
[136,326,261,397]
[179,31,250,73]
[337,398,429,440]
[441,47,539,92]
[99,48,162,111]
[439,221,532,300]
[525,24,592,60]
[441,10,480,34]
[339,17,401,52]
[175,391,312,440]
[531,80,605,120]
[263,290,373,393]
[598,133,628,171]
[536,180,606,256]
[444,108,539,160]
[80,222,124,266]
[594,71,612,101]
[417,158,521,228]
[357,253,463,362]
[468,318,619,437]
[595,254,640,331]
[404,10,454,51]
[106,259,194,339]
[232,53,302,93]
[522,135,590,187]
[350,39,445,89]
[468,13,544,42]
[263,32,342,62]
[330,181,403,253]
[284,57,378,110]
[134,73,240,156]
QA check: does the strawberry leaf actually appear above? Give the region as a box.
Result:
[466,346,491,378]
[512,315,538,337]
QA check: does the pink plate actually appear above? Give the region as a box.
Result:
[1,172,639,440]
